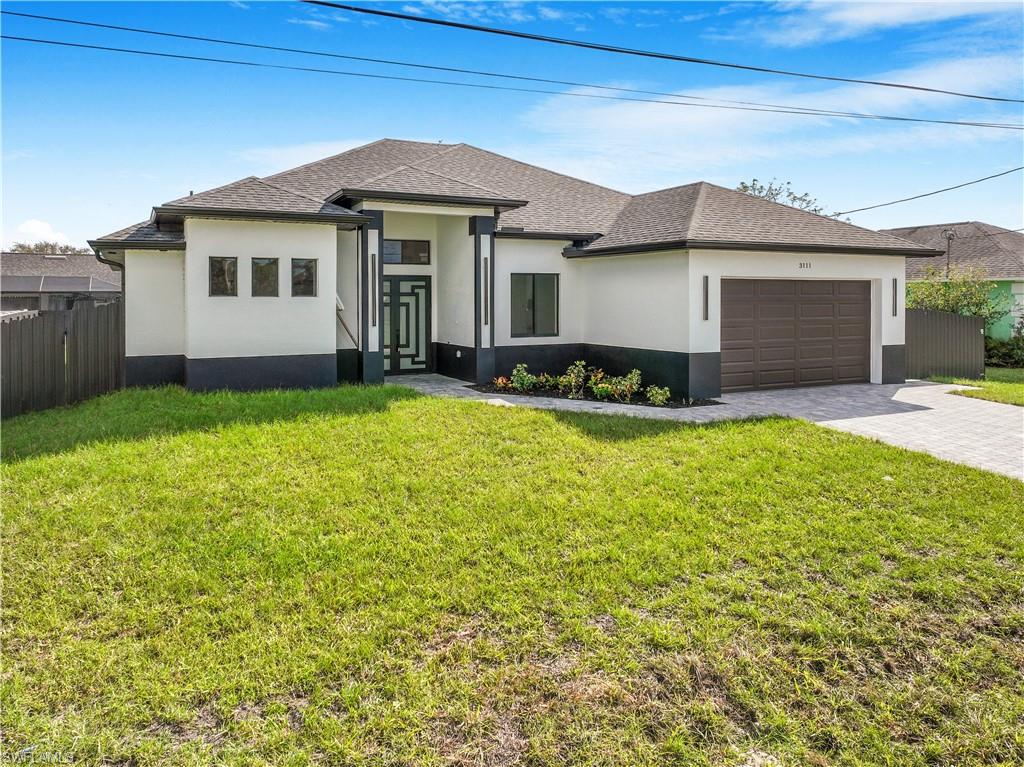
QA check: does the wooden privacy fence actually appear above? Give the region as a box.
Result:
[906,308,985,380]
[1,301,124,418]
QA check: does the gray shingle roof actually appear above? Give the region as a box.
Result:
[90,220,185,247]
[1,252,121,287]
[577,182,939,255]
[343,164,516,202]
[161,176,364,219]
[95,139,937,256]
[880,222,1024,280]
[265,139,629,235]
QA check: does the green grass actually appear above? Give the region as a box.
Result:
[3,385,1022,766]
[931,367,1024,406]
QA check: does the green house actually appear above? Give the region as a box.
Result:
[882,221,1024,340]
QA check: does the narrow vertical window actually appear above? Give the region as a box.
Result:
[892,277,898,316]
[209,257,237,296]
[511,273,558,337]
[702,275,709,321]
[252,257,279,297]
[291,258,317,297]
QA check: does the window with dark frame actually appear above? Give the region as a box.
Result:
[511,273,558,337]
[209,257,237,296]
[382,239,430,265]
[252,257,279,297]
[291,258,317,297]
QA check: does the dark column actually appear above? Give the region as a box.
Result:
[469,215,496,384]
[359,210,385,384]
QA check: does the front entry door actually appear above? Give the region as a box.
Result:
[383,276,432,374]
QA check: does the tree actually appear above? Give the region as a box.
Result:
[736,178,847,219]
[8,240,92,255]
[906,266,1010,328]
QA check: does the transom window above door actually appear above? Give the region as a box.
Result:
[383,239,430,265]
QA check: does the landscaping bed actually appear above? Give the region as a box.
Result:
[479,360,719,408]
[471,381,719,408]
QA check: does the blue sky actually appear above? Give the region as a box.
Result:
[2,0,1022,247]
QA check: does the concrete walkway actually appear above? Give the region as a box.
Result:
[398,374,1024,480]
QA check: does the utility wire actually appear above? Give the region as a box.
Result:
[836,167,1024,215]
[4,11,1021,131]
[2,33,1020,132]
[305,0,1024,104]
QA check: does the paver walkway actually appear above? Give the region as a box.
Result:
[399,374,1024,480]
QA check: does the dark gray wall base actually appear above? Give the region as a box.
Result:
[359,350,384,384]
[475,347,495,384]
[435,343,476,381]
[185,354,336,392]
[126,355,185,387]
[493,343,721,398]
[881,344,906,384]
[686,352,722,400]
[337,349,359,383]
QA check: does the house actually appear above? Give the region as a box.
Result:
[1,252,121,312]
[89,139,939,398]
[880,222,1024,340]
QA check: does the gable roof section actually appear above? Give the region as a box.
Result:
[574,182,940,256]
[158,176,367,223]
[265,139,630,235]
[880,221,1024,280]
[336,163,527,207]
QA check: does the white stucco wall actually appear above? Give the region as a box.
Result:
[184,218,336,359]
[124,249,185,357]
[494,238,582,346]
[436,215,475,347]
[687,248,906,383]
[578,250,690,352]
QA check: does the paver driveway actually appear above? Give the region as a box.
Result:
[401,375,1024,480]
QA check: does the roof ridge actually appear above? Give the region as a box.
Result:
[255,176,340,207]
[164,176,260,206]
[262,138,456,188]
[451,143,631,197]
[685,181,710,240]
[707,181,931,249]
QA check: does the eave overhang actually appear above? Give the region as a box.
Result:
[330,189,528,212]
[564,238,946,259]
[152,205,371,228]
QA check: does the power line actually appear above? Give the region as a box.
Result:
[4,11,1020,132]
[2,33,1020,133]
[836,167,1024,215]
[305,0,1024,105]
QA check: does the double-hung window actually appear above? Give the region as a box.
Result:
[510,273,558,337]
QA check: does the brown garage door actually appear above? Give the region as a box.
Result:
[721,279,871,392]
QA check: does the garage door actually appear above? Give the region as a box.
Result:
[721,279,871,392]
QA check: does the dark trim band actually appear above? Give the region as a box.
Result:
[565,239,944,258]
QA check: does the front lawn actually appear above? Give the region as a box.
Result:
[931,367,1024,406]
[2,386,1022,766]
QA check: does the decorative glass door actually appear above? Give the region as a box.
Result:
[383,276,431,374]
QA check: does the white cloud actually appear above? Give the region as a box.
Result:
[727,1,1020,47]
[287,18,331,31]
[501,54,1022,192]
[233,139,376,175]
[7,219,72,247]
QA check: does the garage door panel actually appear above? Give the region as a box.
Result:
[756,303,796,320]
[721,279,870,393]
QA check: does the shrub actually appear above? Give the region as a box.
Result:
[558,360,589,399]
[510,363,538,392]
[536,372,557,389]
[906,266,1010,327]
[986,318,1024,367]
[493,376,512,391]
[645,385,671,406]
[589,368,642,402]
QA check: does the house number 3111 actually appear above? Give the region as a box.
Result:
[798,262,812,269]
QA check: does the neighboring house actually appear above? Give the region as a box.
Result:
[881,221,1024,340]
[1,252,121,312]
[89,139,938,397]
